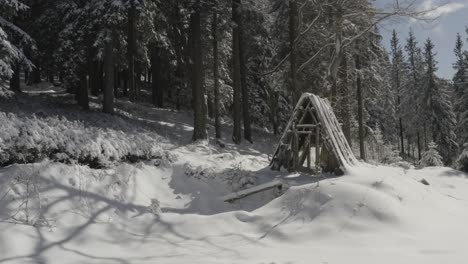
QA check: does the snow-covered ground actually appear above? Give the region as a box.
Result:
[1,86,468,263]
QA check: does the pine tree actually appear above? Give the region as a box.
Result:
[403,30,425,159]
[190,1,208,141]
[453,32,468,145]
[232,0,242,144]
[390,30,406,155]
[420,141,443,167]
[0,0,33,86]
[422,38,457,163]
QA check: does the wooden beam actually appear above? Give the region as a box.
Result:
[223,180,286,202]
[316,125,320,169]
[296,124,317,129]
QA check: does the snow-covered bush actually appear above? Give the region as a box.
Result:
[0,85,14,99]
[391,161,413,170]
[420,142,444,167]
[456,144,468,172]
[381,148,402,164]
[0,112,167,167]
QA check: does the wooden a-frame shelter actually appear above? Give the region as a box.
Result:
[270,93,358,174]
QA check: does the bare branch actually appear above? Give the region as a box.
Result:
[297,42,334,73]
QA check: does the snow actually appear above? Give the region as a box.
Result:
[2,160,468,263]
[2,88,468,263]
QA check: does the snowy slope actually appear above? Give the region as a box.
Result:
[2,158,468,263]
[1,88,468,263]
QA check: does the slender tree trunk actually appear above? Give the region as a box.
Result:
[356,55,366,161]
[339,56,351,146]
[10,63,21,92]
[424,123,428,150]
[173,5,184,111]
[232,0,242,144]
[122,71,128,97]
[98,62,104,94]
[236,0,252,143]
[151,46,164,108]
[114,66,119,98]
[32,61,41,84]
[212,9,221,139]
[103,33,115,114]
[90,60,100,96]
[190,4,207,141]
[78,69,89,110]
[127,4,136,101]
[24,70,29,85]
[289,0,299,104]
[417,132,421,160]
[399,117,405,156]
[270,92,279,135]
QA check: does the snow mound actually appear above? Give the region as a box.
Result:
[2,161,468,263]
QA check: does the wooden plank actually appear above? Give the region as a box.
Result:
[222,179,285,202]
[287,130,314,135]
[307,133,311,169]
[316,125,320,168]
[296,124,317,128]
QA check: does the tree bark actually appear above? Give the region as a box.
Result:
[10,63,21,92]
[236,0,252,143]
[356,55,366,161]
[151,46,164,108]
[232,0,242,144]
[103,33,115,114]
[212,9,221,139]
[127,4,137,101]
[90,60,100,96]
[190,4,208,141]
[339,56,351,146]
[78,69,89,110]
[417,132,421,160]
[114,66,119,98]
[289,0,299,104]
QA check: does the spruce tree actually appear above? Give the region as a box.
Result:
[390,30,406,156]
[422,38,457,163]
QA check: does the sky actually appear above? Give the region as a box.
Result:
[375,0,468,80]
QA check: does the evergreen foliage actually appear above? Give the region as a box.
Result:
[420,141,444,167]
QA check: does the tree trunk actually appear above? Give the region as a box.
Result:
[232,0,242,144]
[190,4,207,141]
[32,61,41,84]
[127,4,137,101]
[356,55,366,161]
[424,122,428,150]
[417,132,421,160]
[90,60,100,96]
[78,69,89,110]
[339,56,351,146]
[289,0,299,104]
[103,34,115,114]
[114,66,119,98]
[213,10,221,139]
[236,0,252,143]
[10,63,21,92]
[122,71,128,97]
[24,70,29,85]
[399,117,405,156]
[173,5,184,111]
[151,46,164,108]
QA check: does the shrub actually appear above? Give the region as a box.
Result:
[0,112,167,167]
[456,144,468,172]
[420,142,444,167]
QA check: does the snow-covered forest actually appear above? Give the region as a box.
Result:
[1,0,468,263]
